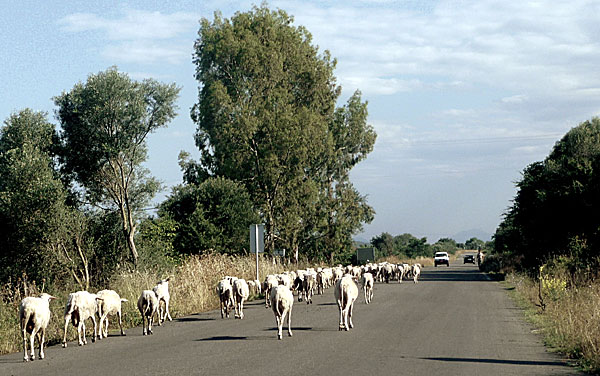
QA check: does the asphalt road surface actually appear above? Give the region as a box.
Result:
[2,263,580,376]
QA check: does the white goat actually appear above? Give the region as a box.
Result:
[263,274,278,308]
[247,280,262,295]
[19,293,56,361]
[270,285,294,340]
[216,278,234,318]
[62,291,101,347]
[233,278,250,319]
[412,264,421,284]
[397,264,405,283]
[304,272,316,304]
[361,272,374,304]
[138,290,159,335]
[333,267,344,283]
[153,278,172,325]
[96,290,127,339]
[335,275,359,331]
[277,273,292,289]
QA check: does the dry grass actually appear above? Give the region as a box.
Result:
[379,255,434,268]
[507,272,600,373]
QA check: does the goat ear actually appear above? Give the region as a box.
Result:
[165,277,170,282]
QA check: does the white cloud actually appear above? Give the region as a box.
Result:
[59,9,199,65]
[59,10,199,40]
[279,0,600,104]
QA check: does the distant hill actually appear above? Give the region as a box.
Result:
[452,229,492,243]
[353,236,370,247]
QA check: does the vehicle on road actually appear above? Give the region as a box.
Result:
[463,254,475,264]
[434,252,450,267]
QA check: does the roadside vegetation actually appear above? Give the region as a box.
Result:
[485,118,600,373]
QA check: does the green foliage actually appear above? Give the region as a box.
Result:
[189,5,375,259]
[371,232,395,257]
[465,237,485,250]
[160,177,260,255]
[55,67,180,266]
[433,238,459,255]
[136,216,181,272]
[370,232,438,259]
[494,117,600,271]
[0,110,74,284]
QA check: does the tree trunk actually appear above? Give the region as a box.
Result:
[119,204,138,267]
[126,229,138,267]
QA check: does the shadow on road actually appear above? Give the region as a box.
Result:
[420,268,490,282]
[196,336,248,341]
[175,317,215,322]
[0,358,21,364]
[421,356,568,367]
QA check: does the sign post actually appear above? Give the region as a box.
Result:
[250,224,265,282]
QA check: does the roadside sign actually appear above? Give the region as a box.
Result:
[250,224,265,253]
[356,247,375,264]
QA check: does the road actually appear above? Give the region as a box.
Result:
[1,263,579,376]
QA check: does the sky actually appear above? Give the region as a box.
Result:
[2,1,600,243]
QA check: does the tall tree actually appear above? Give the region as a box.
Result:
[191,6,339,253]
[55,67,180,266]
[0,109,89,285]
[190,6,375,257]
[321,91,376,260]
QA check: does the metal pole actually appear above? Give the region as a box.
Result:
[255,225,260,282]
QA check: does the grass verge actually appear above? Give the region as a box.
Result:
[503,273,600,373]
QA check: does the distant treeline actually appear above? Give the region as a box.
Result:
[368,232,490,259]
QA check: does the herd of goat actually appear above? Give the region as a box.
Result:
[17,261,422,362]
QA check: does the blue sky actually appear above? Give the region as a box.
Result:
[3,1,599,242]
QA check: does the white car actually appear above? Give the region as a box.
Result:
[434,252,450,267]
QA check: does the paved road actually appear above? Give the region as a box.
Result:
[2,263,579,376]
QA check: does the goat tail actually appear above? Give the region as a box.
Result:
[275,294,282,318]
[339,280,344,309]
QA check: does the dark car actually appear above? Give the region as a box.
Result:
[464,255,475,264]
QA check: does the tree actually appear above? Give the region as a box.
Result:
[494,117,600,270]
[189,6,375,257]
[320,91,376,261]
[160,177,260,255]
[55,67,180,266]
[405,237,431,258]
[0,109,90,286]
[465,237,485,250]
[433,238,458,254]
[371,232,395,257]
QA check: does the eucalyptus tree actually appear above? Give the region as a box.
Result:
[55,68,180,266]
[190,6,375,256]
